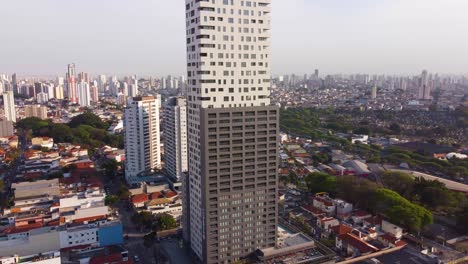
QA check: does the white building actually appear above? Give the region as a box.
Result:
[163,97,188,181]
[124,96,161,182]
[36,92,49,104]
[54,85,64,99]
[77,81,91,107]
[3,91,16,122]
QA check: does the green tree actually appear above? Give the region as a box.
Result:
[117,186,131,200]
[104,195,119,207]
[389,123,401,134]
[155,214,178,231]
[336,176,379,210]
[132,211,154,229]
[102,159,119,178]
[69,111,109,129]
[371,188,432,231]
[456,206,468,233]
[381,171,415,198]
[305,172,337,195]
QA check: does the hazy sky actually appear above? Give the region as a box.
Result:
[1,0,467,77]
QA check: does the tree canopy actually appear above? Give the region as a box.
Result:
[155,214,178,231]
[307,173,434,231]
[16,114,123,150]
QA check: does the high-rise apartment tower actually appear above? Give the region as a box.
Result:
[183,0,278,263]
[163,97,188,181]
[3,91,16,122]
[124,96,161,183]
[66,64,78,103]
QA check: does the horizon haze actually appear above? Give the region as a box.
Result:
[1,0,468,77]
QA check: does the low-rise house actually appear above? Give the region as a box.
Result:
[378,233,407,248]
[31,137,54,149]
[317,216,340,236]
[130,194,148,209]
[336,233,379,256]
[313,195,336,216]
[351,210,372,224]
[381,220,403,239]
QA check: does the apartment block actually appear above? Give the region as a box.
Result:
[124,96,161,182]
[163,96,188,181]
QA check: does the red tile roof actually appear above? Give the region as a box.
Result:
[301,205,325,216]
[149,192,162,200]
[314,196,334,206]
[353,210,371,217]
[330,224,353,235]
[338,233,379,254]
[131,193,149,204]
[165,191,177,198]
[3,222,44,234]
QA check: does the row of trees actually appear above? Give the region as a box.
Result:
[16,112,124,151]
[381,171,466,213]
[304,172,433,232]
[381,171,468,233]
[384,147,468,180]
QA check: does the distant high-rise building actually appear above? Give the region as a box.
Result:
[66,64,78,103]
[78,72,89,83]
[124,96,161,182]
[36,92,49,104]
[11,73,17,93]
[314,69,319,79]
[184,0,278,262]
[0,119,14,137]
[419,70,431,100]
[90,85,99,103]
[163,97,188,181]
[57,77,65,86]
[25,105,48,120]
[99,75,107,93]
[400,78,407,91]
[54,85,64,100]
[34,82,44,95]
[3,91,16,122]
[77,81,91,107]
[116,93,126,106]
[371,85,377,99]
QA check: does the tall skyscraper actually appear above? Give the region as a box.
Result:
[124,96,161,183]
[163,97,188,181]
[36,92,49,104]
[371,85,377,99]
[184,0,278,263]
[66,64,78,103]
[11,73,17,93]
[77,81,91,107]
[54,85,64,100]
[3,91,16,122]
[418,69,431,100]
[90,85,99,103]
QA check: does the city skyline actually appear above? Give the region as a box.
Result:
[1,0,468,76]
